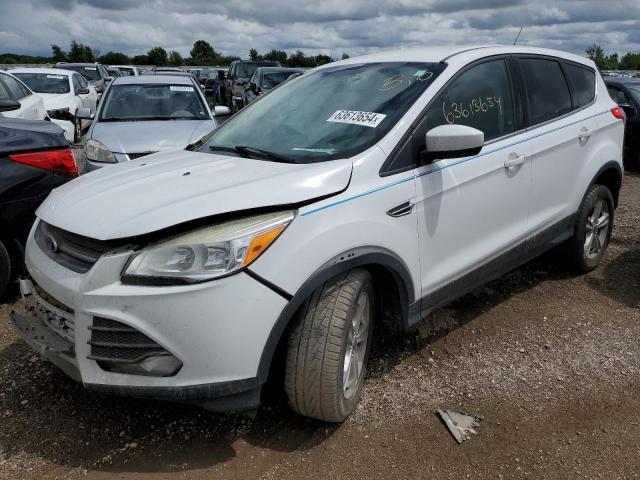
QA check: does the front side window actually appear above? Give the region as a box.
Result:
[203,62,446,163]
[99,84,209,121]
[424,59,515,142]
[13,73,71,94]
[520,58,572,126]
[564,63,595,108]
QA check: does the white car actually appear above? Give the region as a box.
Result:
[0,70,48,121]
[11,68,98,142]
[11,46,624,422]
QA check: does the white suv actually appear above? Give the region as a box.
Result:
[11,46,624,422]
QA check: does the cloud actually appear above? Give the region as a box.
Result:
[0,0,638,59]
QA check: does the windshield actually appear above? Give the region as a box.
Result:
[13,73,70,94]
[263,71,296,89]
[63,65,100,81]
[236,62,276,79]
[99,84,209,121]
[203,62,445,163]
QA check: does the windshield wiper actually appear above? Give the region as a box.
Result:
[208,145,295,163]
[234,145,295,163]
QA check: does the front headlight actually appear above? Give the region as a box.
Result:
[85,139,116,163]
[122,211,295,284]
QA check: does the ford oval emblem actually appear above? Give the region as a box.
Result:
[44,234,59,253]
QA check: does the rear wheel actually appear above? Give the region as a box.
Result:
[285,269,374,422]
[73,116,82,144]
[0,240,11,299]
[568,184,614,272]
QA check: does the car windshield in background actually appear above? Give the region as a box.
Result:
[63,66,100,81]
[100,84,209,121]
[236,63,268,79]
[263,71,295,89]
[204,62,446,163]
[12,73,70,94]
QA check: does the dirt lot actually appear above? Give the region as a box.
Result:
[1,173,639,480]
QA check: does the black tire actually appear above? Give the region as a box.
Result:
[568,184,614,272]
[285,268,374,422]
[0,240,11,299]
[73,116,82,144]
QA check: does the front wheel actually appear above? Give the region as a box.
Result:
[285,269,374,422]
[568,184,614,272]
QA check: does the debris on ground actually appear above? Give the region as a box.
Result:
[438,409,480,443]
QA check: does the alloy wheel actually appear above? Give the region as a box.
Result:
[342,291,370,399]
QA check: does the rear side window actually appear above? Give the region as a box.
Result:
[2,74,30,100]
[424,59,515,142]
[564,63,595,108]
[0,80,11,100]
[519,58,572,126]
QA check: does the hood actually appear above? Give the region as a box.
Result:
[37,150,353,240]
[38,93,75,111]
[91,120,215,154]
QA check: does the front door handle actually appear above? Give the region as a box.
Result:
[504,153,526,169]
[578,126,591,145]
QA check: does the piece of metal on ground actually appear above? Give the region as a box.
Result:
[438,409,480,444]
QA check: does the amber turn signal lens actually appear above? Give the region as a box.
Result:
[243,225,287,266]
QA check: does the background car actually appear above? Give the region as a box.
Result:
[242,67,304,106]
[11,68,98,142]
[224,60,280,113]
[106,66,123,78]
[109,65,140,76]
[198,68,227,103]
[0,99,77,298]
[605,77,640,169]
[0,71,48,121]
[54,62,111,97]
[77,74,229,170]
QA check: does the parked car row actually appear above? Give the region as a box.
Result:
[4,46,627,426]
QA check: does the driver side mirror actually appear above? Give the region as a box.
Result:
[76,107,95,120]
[422,124,484,164]
[76,87,90,95]
[0,98,20,112]
[213,106,231,116]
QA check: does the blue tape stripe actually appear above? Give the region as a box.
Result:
[301,109,610,217]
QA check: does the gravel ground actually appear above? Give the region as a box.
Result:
[0,173,638,480]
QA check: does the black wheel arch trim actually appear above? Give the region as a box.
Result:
[588,160,623,206]
[256,246,416,383]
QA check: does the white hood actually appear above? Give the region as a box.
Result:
[39,93,76,111]
[37,150,352,240]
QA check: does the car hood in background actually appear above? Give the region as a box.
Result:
[0,118,68,155]
[38,93,76,111]
[91,120,216,155]
[37,150,353,240]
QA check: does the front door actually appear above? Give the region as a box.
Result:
[413,58,532,313]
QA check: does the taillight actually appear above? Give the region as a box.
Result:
[9,149,78,175]
[611,106,626,121]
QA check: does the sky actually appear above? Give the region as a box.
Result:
[0,0,639,60]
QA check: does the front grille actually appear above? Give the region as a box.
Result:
[88,317,170,364]
[35,221,115,273]
[127,152,156,160]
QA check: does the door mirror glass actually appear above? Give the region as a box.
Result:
[76,107,95,120]
[423,124,484,163]
[0,98,20,112]
[213,105,230,116]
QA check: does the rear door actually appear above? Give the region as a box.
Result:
[517,56,600,236]
[413,57,532,310]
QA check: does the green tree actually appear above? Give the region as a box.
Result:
[68,41,94,62]
[168,50,184,66]
[131,54,150,65]
[264,49,287,65]
[99,51,130,65]
[249,48,259,60]
[585,44,607,70]
[190,40,216,65]
[620,52,640,70]
[147,46,168,66]
[341,52,350,60]
[314,54,333,66]
[51,44,67,62]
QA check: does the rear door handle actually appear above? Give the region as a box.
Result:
[578,126,591,145]
[504,153,526,169]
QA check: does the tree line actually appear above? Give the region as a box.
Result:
[0,39,346,67]
[585,44,640,71]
